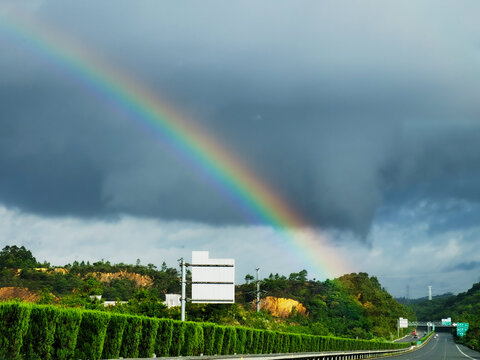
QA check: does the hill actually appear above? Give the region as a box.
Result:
[407,283,480,350]
[0,245,412,340]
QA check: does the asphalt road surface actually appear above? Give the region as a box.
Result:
[396,331,426,343]
[393,333,480,359]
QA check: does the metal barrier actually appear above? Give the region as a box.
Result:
[119,346,416,360]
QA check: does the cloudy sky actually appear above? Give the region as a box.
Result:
[1,0,480,298]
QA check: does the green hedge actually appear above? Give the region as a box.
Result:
[0,302,31,360]
[213,325,225,355]
[183,321,203,356]
[202,323,216,355]
[101,313,128,360]
[155,318,174,356]
[22,305,58,360]
[119,315,142,358]
[53,307,82,360]
[0,302,410,359]
[75,310,110,360]
[235,327,247,354]
[138,316,160,358]
[170,320,186,356]
[222,326,237,355]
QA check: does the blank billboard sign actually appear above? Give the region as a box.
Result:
[191,251,235,303]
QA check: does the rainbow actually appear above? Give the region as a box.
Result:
[0,11,350,278]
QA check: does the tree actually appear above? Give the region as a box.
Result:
[0,245,38,269]
[245,274,254,283]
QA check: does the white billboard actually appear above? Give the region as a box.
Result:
[398,318,408,328]
[191,251,235,303]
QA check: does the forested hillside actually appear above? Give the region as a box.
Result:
[407,283,480,350]
[0,245,412,340]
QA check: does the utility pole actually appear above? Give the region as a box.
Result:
[428,285,432,301]
[181,258,186,321]
[256,267,260,312]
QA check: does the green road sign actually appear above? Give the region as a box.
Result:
[457,322,469,337]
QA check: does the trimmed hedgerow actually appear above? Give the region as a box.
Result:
[263,330,275,354]
[170,320,186,356]
[0,302,411,359]
[245,328,255,354]
[255,329,265,353]
[273,332,285,353]
[101,313,128,360]
[53,307,82,360]
[119,315,142,358]
[202,323,216,355]
[138,316,160,358]
[155,318,174,356]
[0,302,31,360]
[222,326,237,355]
[182,321,204,356]
[213,325,226,355]
[75,310,110,360]
[235,327,247,354]
[22,305,58,360]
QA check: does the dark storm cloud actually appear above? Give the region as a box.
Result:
[2,1,480,235]
[444,261,480,272]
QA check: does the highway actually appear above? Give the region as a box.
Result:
[393,333,480,359]
[396,330,426,343]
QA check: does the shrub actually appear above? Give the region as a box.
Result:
[235,327,247,354]
[53,308,82,360]
[263,330,276,353]
[170,320,186,356]
[202,323,216,355]
[255,330,265,353]
[101,313,128,360]
[22,305,58,360]
[273,332,285,353]
[155,318,174,356]
[75,310,110,360]
[245,328,255,354]
[282,333,290,353]
[138,316,160,358]
[183,321,204,356]
[0,302,31,360]
[213,325,225,355]
[119,315,142,358]
[222,326,236,355]
[0,303,412,359]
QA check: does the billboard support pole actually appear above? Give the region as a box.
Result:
[256,267,260,312]
[181,258,186,321]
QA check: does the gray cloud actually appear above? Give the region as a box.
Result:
[444,261,480,272]
[1,1,480,236]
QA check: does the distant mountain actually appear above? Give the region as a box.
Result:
[407,283,480,350]
[395,292,454,305]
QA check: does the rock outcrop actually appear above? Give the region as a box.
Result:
[256,296,307,318]
[0,287,40,302]
[89,271,154,288]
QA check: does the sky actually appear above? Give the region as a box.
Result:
[1,0,480,298]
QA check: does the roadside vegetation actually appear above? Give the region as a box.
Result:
[0,301,410,360]
[405,284,480,350]
[0,245,413,342]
